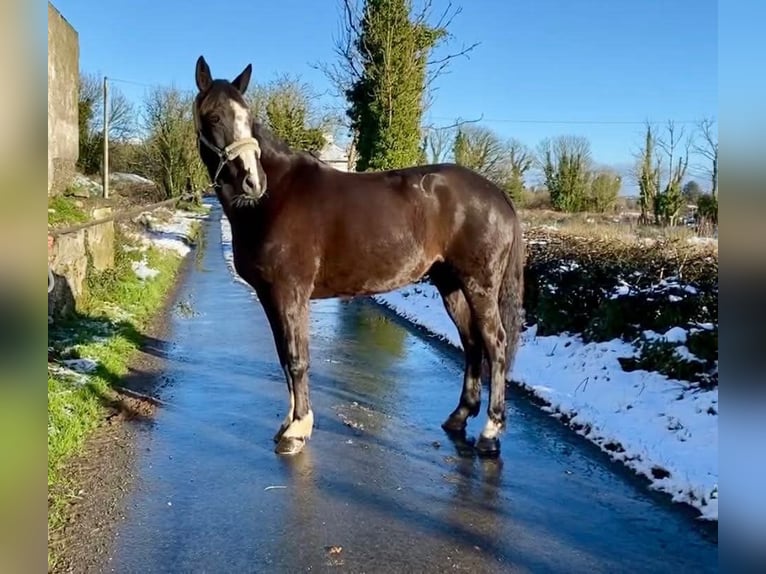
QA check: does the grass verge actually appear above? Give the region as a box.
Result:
[47,195,89,227]
[47,223,200,566]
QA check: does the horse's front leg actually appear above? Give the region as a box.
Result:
[268,290,313,456]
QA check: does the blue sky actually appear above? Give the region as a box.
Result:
[52,0,716,191]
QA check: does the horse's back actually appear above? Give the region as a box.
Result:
[302,162,519,297]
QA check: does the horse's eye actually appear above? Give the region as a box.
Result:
[209,114,221,124]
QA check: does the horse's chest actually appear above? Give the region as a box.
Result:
[232,238,311,285]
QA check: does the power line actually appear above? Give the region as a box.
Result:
[428,116,707,126]
[107,77,157,88]
[104,76,714,129]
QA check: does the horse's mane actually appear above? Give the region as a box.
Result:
[252,121,328,167]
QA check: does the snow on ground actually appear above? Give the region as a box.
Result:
[127,208,208,280]
[61,358,99,374]
[129,207,209,261]
[373,283,718,521]
[51,204,210,386]
[110,172,156,186]
[48,363,91,386]
[219,211,252,287]
[48,357,99,386]
[131,259,159,280]
[71,173,104,196]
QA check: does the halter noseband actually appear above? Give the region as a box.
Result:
[197,131,262,188]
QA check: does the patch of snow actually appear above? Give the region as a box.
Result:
[608,275,703,305]
[110,172,156,186]
[610,280,631,299]
[559,261,580,272]
[642,328,703,366]
[673,346,705,364]
[48,363,90,386]
[373,283,718,521]
[100,302,134,323]
[132,208,208,257]
[61,358,99,374]
[663,326,688,344]
[642,330,661,342]
[220,212,253,288]
[70,173,103,196]
[132,259,159,280]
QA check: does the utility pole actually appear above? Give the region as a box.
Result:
[103,76,109,199]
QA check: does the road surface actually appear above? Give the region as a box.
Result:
[109,206,717,573]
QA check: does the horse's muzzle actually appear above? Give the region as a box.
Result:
[232,189,266,208]
[240,171,267,202]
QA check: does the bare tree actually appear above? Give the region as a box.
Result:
[694,118,718,199]
[422,125,455,163]
[453,124,506,180]
[78,72,136,174]
[138,87,207,198]
[655,120,690,226]
[79,72,135,140]
[504,138,534,200]
[451,126,533,200]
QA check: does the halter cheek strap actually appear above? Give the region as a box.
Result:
[198,131,262,187]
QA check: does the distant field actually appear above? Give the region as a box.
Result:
[519,207,718,250]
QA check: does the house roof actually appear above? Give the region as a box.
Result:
[320,141,348,163]
[318,132,349,164]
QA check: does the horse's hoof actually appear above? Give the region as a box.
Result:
[273,427,288,443]
[275,436,306,455]
[441,416,467,435]
[476,436,500,457]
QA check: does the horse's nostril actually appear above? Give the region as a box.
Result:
[244,174,256,191]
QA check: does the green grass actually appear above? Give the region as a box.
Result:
[48,195,89,226]
[178,198,211,214]
[47,224,200,566]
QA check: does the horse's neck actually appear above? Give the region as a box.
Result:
[252,123,295,185]
[215,186,237,218]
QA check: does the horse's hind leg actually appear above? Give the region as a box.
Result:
[431,268,483,434]
[462,286,508,456]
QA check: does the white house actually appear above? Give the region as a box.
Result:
[318,132,353,172]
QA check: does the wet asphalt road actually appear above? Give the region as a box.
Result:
[109,207,717,573]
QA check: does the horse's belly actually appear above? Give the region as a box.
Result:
[313,240,439,298]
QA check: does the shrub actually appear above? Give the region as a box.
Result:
[522,228,718,385]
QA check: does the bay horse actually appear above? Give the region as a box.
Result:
[192,56,525,457]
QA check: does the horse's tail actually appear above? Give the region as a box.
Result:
[498,219,525,378]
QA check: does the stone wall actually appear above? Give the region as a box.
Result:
[48,2,80,195]
[48,208,115,320]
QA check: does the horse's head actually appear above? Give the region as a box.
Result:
[193,56,267,205]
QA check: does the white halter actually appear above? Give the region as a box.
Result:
[197,131,262,187]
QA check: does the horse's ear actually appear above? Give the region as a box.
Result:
[232,64,252,95]
[195,56,212,92]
